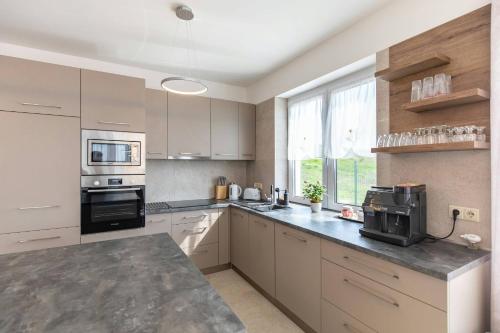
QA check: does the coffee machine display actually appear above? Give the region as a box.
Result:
[359,184,427,247]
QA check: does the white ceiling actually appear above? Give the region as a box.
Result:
[0,0,392,86]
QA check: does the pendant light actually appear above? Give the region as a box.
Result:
[161,5,208,95]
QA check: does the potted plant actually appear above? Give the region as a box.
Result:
[303,181,326,213]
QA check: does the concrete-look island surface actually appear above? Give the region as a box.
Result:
[0,234,245,333]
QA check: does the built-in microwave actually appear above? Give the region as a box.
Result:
[82,130,145,175]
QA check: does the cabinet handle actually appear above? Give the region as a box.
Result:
[191,249,209,255]
[179,152,201,155]
[148,219,167,223]
[87,188,141,193]
[182,214,208,220]
[20,102,62,109]
[147,152,163,155]
[282,231,307,243]
[18,236,61,244]
[343,323,364,333]
[215,153,236,156]
[183,227,207,234]
[18,205,60,210]
[97,121,130,126]
[242,153,253,156]
[253,219,267,228]
[343,255,399,280]
[232,212,245,218]
[343,278,399,308]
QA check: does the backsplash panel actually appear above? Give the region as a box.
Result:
[146,160,247,202]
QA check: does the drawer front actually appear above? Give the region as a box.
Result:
[182,243,219,270]
[275,224,321,332]
[0,55,80,117]
[321,299,376,333]
[0,227,80,255]
[80,228,145,244]
[321,240,447,311]
[172,218,218,249]
[322,259,447,333]
[145,213,172,235]
[172,209,218,225]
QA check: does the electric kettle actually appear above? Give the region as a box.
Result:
[229,183,242,201]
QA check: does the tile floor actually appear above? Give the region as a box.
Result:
[206,269,304,333]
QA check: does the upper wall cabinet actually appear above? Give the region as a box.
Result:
[238,103,256,160]
[168,94,211,159]
[145,89,168,159]
[81,70,145,132]
[211,99,238,160]
[0,55,80,117]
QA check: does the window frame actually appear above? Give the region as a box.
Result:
[287,69,377,211]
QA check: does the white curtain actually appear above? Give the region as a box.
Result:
[288,95,323,160]
[491,1,500,330]
[324,79,376,159]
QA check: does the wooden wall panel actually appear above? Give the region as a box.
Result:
[388,5,491,135]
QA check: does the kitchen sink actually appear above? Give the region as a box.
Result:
[252,204,289,212]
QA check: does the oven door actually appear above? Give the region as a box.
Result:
[81,130,145,175]
[81,186,145,234]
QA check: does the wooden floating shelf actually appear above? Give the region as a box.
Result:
[375,53,450,81]
[371,141,490,154]
[402,88,490,113]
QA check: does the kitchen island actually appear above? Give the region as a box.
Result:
[0,234,245,333]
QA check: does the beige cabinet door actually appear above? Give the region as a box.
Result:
[168,94,211,158]
[81,69,145,132]
[230,209,250,275]
[238,103,256,160]
[218,208,230,265]
[275,224,321,332]
[0,55,80,117]
[145,89,168,159]
[0,111,80,234]
[248,215,276,297]
[211,99,238,160]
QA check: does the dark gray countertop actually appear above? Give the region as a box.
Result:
[147,200,490,281]
[0,234,245,333]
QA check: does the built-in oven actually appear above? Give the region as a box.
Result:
[81,175,145,234]
[82,130,145,175]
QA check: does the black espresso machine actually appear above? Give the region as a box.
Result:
[359,184,427,247]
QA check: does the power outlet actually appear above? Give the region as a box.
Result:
[448,205,480,222]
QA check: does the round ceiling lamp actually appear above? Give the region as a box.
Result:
[161,5,207,96]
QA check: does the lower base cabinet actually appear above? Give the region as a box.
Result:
[230,208,250,275]
[248,215,276,297]
[321,299,376,333]
[0,227,80,255]
[183,243,219,269]
[275,224,321,332]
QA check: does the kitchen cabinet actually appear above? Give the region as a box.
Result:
[172,210,218,250]
[81,69,145,132]
[168,94,211,159]
[218,208,230,265]
[238,103,256,160]
[248,215,276,297]
[145,213,172,235]
[183,243,219,270]
[145,89,168,159]
[211,99,238,160]
[275,223,321,332]
[321,299,376,333]
[0,111,80,235]
[0,227,80,255]
[0,55,80,117]
[230,208,250,275]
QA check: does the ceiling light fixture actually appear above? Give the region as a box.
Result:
[161,5,207,95]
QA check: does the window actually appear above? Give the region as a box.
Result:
[288,74,377,209]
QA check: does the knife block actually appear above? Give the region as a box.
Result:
[215,185,228,200]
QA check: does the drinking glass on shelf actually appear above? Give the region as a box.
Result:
[422,77,434,99]
[389,133,400,147]
[437,125,449,144]
[411,80,422,102]
[433,73,447,96]
[377,134,387,147]
[445,74,452,94]
[425,127,438,145]
[398,132,412,146]
[453,127,465,142]
[464,125,477,142]
[476,126,486,142]
[416,128,426,145]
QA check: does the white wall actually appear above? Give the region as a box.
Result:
[248,0,491,104]
[0,42,249,103]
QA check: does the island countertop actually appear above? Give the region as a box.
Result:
[0,234,245,333]
[147,200,491,281]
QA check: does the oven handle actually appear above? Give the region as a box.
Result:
[87,187,142,193]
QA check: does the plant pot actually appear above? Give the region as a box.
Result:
[311,202,322,213]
